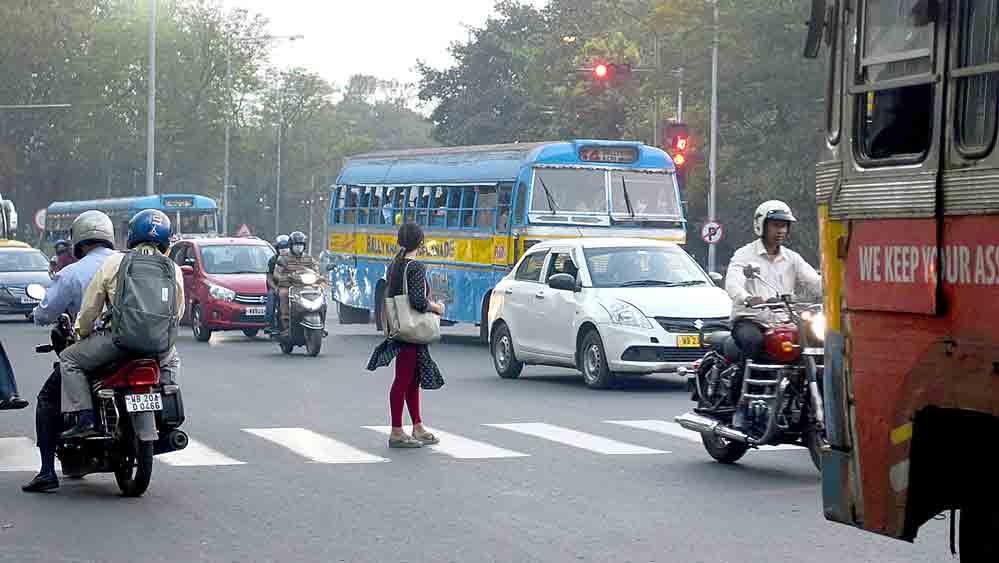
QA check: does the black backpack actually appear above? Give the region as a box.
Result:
[111,251,179,355]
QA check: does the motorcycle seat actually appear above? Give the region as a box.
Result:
[704,331,731,347]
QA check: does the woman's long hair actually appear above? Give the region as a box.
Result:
[387,223,424,293]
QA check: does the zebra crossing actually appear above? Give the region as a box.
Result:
[0,419,805,472]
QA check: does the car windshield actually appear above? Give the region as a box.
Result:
[610,171,681,219]
[200,245,273,275]
[583,246,708,288]
[530,168,607,213]
[0,250,49,272]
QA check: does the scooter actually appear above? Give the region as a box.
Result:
[24,283,189,496]
[273,268,327,357]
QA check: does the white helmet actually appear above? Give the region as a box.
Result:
[753,200,796,237]
[71,210,115,259]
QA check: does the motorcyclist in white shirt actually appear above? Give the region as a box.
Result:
[724,200,822,361]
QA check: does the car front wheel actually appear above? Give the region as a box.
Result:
[491,322,523,379]
[580,330,616,389]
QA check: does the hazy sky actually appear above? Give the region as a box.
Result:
[222,1,548,91]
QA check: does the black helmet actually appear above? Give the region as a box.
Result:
[289,231,307,256]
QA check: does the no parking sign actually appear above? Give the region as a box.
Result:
[701,221,723,245]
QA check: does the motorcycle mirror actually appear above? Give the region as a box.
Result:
[742,265,760,279]
[25,283,46,301]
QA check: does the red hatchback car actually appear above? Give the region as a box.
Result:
[168,237,275,341]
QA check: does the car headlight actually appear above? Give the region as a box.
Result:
[208,284,236,302]
[602,299,653,329]
[809,312,826,341]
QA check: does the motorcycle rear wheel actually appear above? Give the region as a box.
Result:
[115,438,154,497]
[305,329,322,357]
[701,432,749,464]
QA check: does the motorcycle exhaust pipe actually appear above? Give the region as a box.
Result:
[674,412,753,445]
[169,429,189,451]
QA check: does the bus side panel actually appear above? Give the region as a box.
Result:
[843,216,999,539]
[331,254,379,311]
[424,265,505,325]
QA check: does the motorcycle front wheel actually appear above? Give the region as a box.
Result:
[115,437,153,497]
[305,329,322,357]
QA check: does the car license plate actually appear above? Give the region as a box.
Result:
[245,306,265,316]
[124,393,162,413]
[20,296,39,304]
[677,334,701,348]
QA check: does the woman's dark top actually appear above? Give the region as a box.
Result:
[366,258,444,389]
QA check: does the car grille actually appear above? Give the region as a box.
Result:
[621,346,707,363]
[654,316,729,334]
[234,293,267,305]
[3,285,27,299]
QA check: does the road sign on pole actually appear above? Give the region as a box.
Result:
[235,224,251,237]
[701,221,723,245]
[33,209,46,231]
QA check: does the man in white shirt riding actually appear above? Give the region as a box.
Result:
[724,200,822,361]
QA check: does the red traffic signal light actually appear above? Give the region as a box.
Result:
[674,136,688,152]
[593,64,609,79]
[589,63,631,82]
[660,121,691,168]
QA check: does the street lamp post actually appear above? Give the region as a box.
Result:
[146,0,157,196]
[222,33,302,236]
[707,0,720,274]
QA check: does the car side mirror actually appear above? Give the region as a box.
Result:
[181,265,194,276]
[709,272,723,286]
[548,273,578,292]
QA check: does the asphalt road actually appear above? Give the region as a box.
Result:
[0,314,952,562]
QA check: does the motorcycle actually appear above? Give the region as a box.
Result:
[273,268,327,356]
[674,265,827,470]
[24,283,189,497]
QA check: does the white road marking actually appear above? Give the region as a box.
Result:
[243,428,388,464]
[364,426,529,459]
[157,438,246,466]
[0,437,60,472]
[484,423,669,455]
[605,419,802,451]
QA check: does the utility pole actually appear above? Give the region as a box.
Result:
[275,104,283,237]
[707,0,720,273]
[223,38,232,235]
[145,0,157,196]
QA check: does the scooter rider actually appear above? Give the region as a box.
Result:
[57,210,184,442]
[272,231,319,337]
[51,239,77,274]
[22,210,117,492]
[725,200,822,362]
[265,234,290,334]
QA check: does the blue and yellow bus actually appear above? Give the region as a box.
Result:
[44,194,219,250]
[327,140,685,340]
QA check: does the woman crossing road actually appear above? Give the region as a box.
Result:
[366,223,445,448]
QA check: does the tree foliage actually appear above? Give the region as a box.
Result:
[418,0,826,267]
[0,0,434,245]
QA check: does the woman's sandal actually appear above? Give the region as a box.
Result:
[413,432,439,445]
[388,434,424,448]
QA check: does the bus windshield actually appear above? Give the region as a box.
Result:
[177,211,217,235]
[531,168,607,213]
[610,171,681,218]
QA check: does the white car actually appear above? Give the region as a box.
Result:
[487,238,732,389]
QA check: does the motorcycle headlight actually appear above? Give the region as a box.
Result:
[602,299,653,329]
[297,271,319,285]
[208,284,236,302]
[809,312,826,341]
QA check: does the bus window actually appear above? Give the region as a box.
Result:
[826,0,842,143]
[461,188,477,229]
[475,186,497,230]
[513,180,528,226]
[417,188,433,226]
[344,187,358,224]
[357,187,371,225]
[857,0,935,161]
[430,187,447,227]
[331,187,343,225]
[955,0,999,155]
[178,211,217,235]
[497,183,513,231]
[445,187,460,228]
[404,187,420,224]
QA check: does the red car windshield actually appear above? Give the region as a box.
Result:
[200,245,273,275]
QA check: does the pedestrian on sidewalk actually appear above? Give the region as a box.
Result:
[366,223,445,448]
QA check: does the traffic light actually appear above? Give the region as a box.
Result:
[660,121,692,188]
[590,63,632,83]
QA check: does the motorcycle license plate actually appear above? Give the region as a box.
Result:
[676,334,701,348]
[245,306,266,316]
[124,393,162,413]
